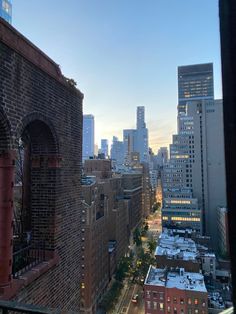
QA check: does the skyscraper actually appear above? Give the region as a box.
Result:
[0,0,12,24]
[178,63,214,115]
[136,106,146,129]
[101,139,108,158]
[136,106,149,163]
[110,136,124,166]
[83,114,94,161]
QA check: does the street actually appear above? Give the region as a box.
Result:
[114,210,162,314]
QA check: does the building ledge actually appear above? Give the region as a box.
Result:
[0,251,60,300]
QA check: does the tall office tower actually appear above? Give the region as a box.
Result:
[0,0,12,24]
[156,147,168,167]
[162,98,227,241]
[136,106,149,163]
[186,99,226,242]
[123,107,149,164]
[101,139,109,158]
[110,136,124,166]
[123,129,136,164]
[178,63,214,116]
[137,106,146,129]
[83,114,94,161]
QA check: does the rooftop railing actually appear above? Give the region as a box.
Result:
[12,242,46,278]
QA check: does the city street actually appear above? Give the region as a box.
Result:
[116,281,144,314]
[115,211,162,314]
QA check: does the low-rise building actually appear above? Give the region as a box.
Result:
[144,266,208,314]
[155,230,216,278]
[155,231,200,273]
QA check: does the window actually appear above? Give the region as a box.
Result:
[194,310,199,314]
[167,296,171,302]
[202,300,206,307]
[146,290,151,298]
[146,301,151,309]
[152,291,157,298]
[173,297,177,303]
[174,307,177,314]
[153,301,157,310]
[181,310,184,314]
[180,298,184,304]
[160,292,164,300]
[194,298,198,305]
[167,306,171,313]
[160,303,164,310]
[188,298,192,305]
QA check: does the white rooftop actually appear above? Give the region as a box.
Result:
[145,266,207,293]
[155,230,197,260]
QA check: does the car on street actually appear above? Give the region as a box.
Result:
[131,294,139,304]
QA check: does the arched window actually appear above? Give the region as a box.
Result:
[12,118,60,278]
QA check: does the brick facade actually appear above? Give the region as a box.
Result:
[0,18,83,311]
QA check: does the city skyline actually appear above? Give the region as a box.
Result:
[13,0,222,152]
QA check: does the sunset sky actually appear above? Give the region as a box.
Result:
[13,0,221,153]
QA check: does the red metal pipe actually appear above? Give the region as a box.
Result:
[0,151,15,286]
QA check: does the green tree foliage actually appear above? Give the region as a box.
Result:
[115,256,132,282]
[133,227,142,246]
[99,280,123,312]
[131,247,156,284]
[147,238,156,254]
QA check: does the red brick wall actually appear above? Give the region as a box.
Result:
[0,19,83,312]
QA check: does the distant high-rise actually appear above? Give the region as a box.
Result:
[136,106,149,163]
[0,0,12,24]
[101,139,109,158]
[83,114,94,161]
[111,136,124,166]
[178,63,214,115]
[137,106,146,129]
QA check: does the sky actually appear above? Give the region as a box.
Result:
[13,0,221,153]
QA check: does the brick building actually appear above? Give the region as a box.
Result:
[144,266,208,314]
[122,172,143,230]
[81,177,110,314]
[84,159,112,179]
[81,161,130,313]
[0,18,83,311]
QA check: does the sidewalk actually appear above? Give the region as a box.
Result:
[111,279,129,314]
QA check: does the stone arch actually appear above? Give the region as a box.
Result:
[15,112,60,153]
[13,113,61,255]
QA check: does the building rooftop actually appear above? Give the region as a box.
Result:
[145,266,207,293]
[81,176,96,185]
[155,231,197,259]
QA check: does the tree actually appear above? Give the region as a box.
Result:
[133,227,142,246]
[115,256,133,282]
[156,202,161,210]
[147,238,156,255]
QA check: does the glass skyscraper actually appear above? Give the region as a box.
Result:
[178,63,214,114]
[0,0,12,24]
[82,114,95,161]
